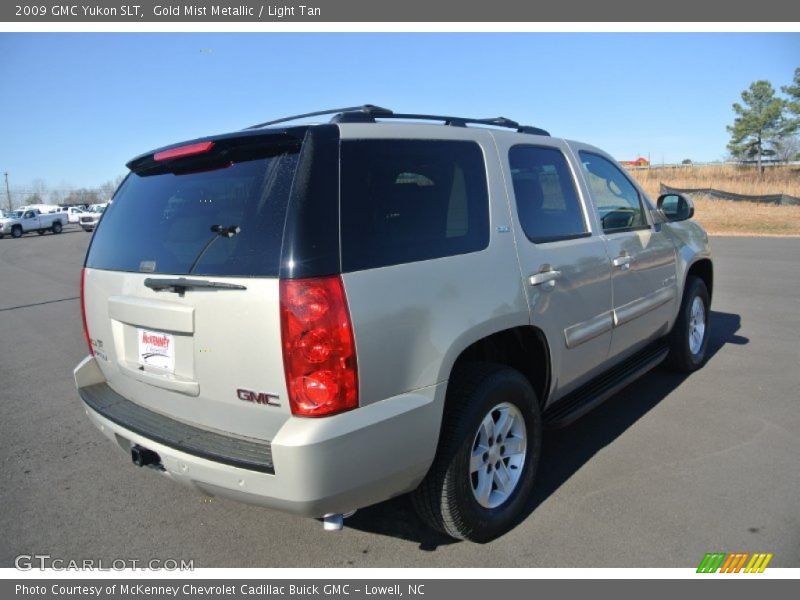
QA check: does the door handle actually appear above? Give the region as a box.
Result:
[612,254,633,269]
[529,266,562,287]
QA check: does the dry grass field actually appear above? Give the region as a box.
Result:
[629,164,800,236]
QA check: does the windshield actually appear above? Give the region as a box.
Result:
[86,140,301,277]
[10,211,23,218]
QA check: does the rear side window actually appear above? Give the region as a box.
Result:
[340,140,490,271]
[509,145,588,243]
[86,140,301,277]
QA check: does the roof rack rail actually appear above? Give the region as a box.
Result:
[333,111,550,136]
[245,105,392,130]
[245,105,550,136]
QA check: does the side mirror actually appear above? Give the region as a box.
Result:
[657,193,694,222]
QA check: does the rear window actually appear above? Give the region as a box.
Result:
[340,139,490,271]
[86,140,301,277]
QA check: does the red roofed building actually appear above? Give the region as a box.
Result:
[620,157,650,167]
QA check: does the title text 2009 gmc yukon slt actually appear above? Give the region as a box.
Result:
[74,106,712,542]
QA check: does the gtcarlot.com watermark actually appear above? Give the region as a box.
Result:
[15,554,194,571]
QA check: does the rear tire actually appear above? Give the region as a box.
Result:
[412,363,541,542]
[11,225,22,238]
[52,221,63,234]
[665,276,710,372]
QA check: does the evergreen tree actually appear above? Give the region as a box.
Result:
[727,80,787,174]
[781,67,800,131]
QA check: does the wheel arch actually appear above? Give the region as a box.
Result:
[446,325,552,411]
[685,258,713,304]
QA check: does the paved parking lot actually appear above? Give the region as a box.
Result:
[1,228,798,567]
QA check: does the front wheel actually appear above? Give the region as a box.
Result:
[665,276,710,372]
[412,363,541,542]
[11,225,22,239]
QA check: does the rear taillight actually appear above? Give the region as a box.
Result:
[280,275,358,417]
[80,268,93,356]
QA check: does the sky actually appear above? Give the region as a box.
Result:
[0,32,798,196]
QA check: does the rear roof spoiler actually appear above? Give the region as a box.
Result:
[125,127,308,173]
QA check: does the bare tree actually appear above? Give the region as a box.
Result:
[64,188,100,205]
[99,180,117,201]
[31,178,48,200]
[771,136,800,163]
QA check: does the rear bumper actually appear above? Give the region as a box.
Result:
[79,382,276,474]
[74,356,444,517]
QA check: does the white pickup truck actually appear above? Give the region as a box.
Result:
[0,208,68,239]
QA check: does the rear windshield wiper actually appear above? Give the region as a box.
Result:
[186,224,241,274]
[144,278,247,296]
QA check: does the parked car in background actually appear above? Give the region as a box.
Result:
[79,204,108,232]
[0,208,68,238]
[61,206,90,224]
[49,206,86,223]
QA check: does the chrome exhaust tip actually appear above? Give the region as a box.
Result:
[322,510,357,531]
[323,513,344,531]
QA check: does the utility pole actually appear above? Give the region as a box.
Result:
[3,172,11,211]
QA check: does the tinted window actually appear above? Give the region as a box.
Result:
[509,145,587,243]
[340,140,489,271]
[579,151,648,232]
[86,144,300,276]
